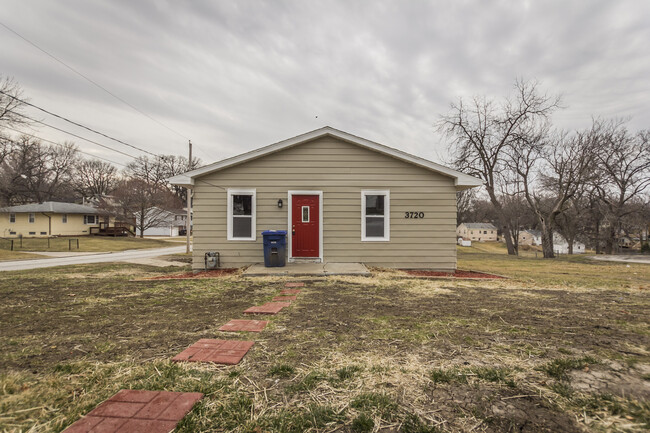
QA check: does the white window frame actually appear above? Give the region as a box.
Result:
[361,190,390,242]
[227,188,256,241]
[28,213,35,223]
[62,214,67,224]
[84,215,97,225]
[9,213,15,223]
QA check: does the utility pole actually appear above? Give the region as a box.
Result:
[186,140,192,254]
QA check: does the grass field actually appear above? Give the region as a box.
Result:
[0,249,648,432]
[0,236,177,257]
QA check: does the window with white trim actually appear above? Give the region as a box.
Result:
[84,215,97,224]
[28,213,35,223]
[9,213,15,223]
[227,189,256,240]
[62,214,67,223]
[361,190,390,241]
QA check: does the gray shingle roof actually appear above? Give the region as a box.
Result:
[0,201,100,214]
[462,223,497,230]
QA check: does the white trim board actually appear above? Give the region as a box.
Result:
[169,126,483,190]
[287,190,323,263]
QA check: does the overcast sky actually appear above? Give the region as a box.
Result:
[1,0,649,167]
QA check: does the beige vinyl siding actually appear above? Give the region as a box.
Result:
[192,136,457,270]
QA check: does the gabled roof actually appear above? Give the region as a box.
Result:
[461,223,497,230]
[169,126,483,190]
[0,201,99,214]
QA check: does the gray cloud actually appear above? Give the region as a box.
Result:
[1,0,649,166]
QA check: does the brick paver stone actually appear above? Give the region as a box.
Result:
[272,295,297,301]
[243,302,291,315]
[285,282,305,287]
[62,389,203,433]
[279,289,301,295]
[172,339,255,365]
[218,319,268,332]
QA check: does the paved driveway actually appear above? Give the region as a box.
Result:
[0,246,186,271]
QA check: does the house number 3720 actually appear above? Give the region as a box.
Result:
[404,212,425,219]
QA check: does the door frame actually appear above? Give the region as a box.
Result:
[287,190,323,263]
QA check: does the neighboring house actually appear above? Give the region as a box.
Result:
[0,201,101,237]
[524,229,585,254]
[553,233,585,254]
[456,223,498,242]
[518,229,538,246]
[170,126,482,271]
[134,207,186,237]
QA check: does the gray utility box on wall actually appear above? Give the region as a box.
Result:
[261,230,287,267]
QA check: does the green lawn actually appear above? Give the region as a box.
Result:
[0,236,178,254]
[0,251,648,432]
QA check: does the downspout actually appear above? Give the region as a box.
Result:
[41,212,52,236]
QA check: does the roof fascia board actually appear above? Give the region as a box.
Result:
[169,127,483,188]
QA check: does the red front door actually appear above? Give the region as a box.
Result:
[291,195,319,257]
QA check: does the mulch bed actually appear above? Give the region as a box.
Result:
[402,269,505,279]
[145,269,238,280]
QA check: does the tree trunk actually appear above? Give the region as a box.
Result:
[594,218,601,254]
[540,223,555,258]
[139,213,144,239]
[604,224,616,254]
[567,235,574,255]
[487,188,517,255]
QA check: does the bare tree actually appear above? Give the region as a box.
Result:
[0,75,28,130]
[440,79,560,255]
[592,120,650,253]
[74,159,118,198]
[125,154,200,202]
[0,135,78,205]
[510,128,596,258]
[110,178,181,238]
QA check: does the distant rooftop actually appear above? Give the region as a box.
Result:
[0,201,100,214]
[461,223,497,229]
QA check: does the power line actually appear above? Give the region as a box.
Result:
[0,19,192,141]
[8,110,143,159]
[3,126,128,167]
[0,90,157,157]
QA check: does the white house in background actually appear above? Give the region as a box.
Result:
[456,222,498,242]
[553,233,585,254]
[524,229,584,254]
[134,207,187,237]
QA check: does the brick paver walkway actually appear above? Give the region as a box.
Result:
[272,295,297,301]
[243,302,291,315]
[172,339,254,365]
[218,319,268,332]
[279,289,301,295]
[63,390,203,433]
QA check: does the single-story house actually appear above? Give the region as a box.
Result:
[0,201,101,237]
[170,127,482,271]
[553,233,585,254]
[134,207,188,237]
[456,223,497,242]
[524,229,585,254]
[518,229,537,246]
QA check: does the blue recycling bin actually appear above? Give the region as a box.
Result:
[262,230,287,267]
